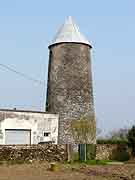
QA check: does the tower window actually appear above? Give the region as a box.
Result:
[44,132,50,137]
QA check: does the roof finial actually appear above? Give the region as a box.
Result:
[66,16,73,21]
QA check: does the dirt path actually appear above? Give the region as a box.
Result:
[0,162,134,180]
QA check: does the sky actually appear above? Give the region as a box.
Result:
[0,0,135,136]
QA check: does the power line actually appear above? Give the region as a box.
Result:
[0,63,44,85]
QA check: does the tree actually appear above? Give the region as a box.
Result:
[127,126,135,156]
[70,114,96,144]
[108,128,128,141]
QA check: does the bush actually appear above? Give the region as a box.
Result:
[127,126,135,156]
[111,145,130,162]
[97,139,128,145]
[86,144,96,160]
[70,115,96,144]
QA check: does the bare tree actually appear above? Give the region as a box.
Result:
[107,128,128,141]
[70,114,96,144]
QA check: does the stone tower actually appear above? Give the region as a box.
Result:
[46,16,96,144]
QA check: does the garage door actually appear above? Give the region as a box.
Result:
[5,129,31,145]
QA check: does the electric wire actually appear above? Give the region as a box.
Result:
[0,63,44,85]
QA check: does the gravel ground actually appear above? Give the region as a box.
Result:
[0,162,134,180]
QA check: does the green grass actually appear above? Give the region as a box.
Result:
[84,160,113,165]
[67,159,114,165]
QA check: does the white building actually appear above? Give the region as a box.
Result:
[0,109,59,145]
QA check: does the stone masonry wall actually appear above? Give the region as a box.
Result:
[96,144,129,160]
[46,43,96,144]
[0,145,67,162]
[0,144,130,162]
[96,144,118,160]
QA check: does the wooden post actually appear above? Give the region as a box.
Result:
[66,144,72,162]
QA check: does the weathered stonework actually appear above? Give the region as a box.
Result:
[46,43,96,144]
[96,144,130,160]
[0,145,67,162]
[96,144,118,160]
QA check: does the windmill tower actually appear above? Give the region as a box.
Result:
[46,16,96,144]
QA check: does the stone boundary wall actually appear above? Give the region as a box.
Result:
[96,144,130,160]
[0,145,67,162]
[0,144,130,162]
[96,144,118,160]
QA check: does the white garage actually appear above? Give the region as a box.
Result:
[5,129,31,145]
[0,109,59,145]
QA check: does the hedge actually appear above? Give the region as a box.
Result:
[97,139,128,145]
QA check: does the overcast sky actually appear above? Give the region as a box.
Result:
[0,0,135,136]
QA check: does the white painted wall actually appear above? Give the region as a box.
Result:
[0,110,59,145]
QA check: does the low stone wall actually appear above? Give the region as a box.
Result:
[96,144,117,160]
[0,144,130,163]
[96,144,130,160]
[0,145,67,162]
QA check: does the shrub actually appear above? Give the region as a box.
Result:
[70,114,96,144]
[111,145,130,162]
[97,139,128,145]
[86,144,96,160]
[127,126,135,156]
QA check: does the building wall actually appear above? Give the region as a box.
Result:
[0,110,59,144]
[46,43,96,144]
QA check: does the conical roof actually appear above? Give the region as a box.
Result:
[49,16,91,47]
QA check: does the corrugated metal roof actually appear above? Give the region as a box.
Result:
[49,16,91,47]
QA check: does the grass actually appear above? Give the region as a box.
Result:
[70,152,115,165]
[84,160,113,165]
[67,159,115,165]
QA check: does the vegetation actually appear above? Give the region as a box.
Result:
[107,128,128,141]
[111,145,130,161]
[97,125,135,161]
[67,159,114,165]
[127,126,135,156]
[86,144,96,160]
[84,160,113,165]
[70,114,96,144]
[97,139,128,145]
